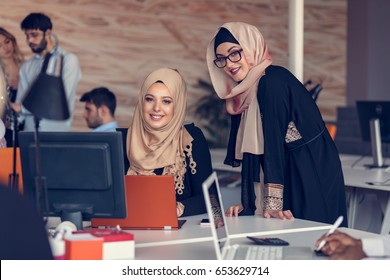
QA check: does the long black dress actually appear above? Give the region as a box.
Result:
[225,65,348,226]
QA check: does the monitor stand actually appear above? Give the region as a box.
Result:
[54,204,93,230]
[61,211,83,230]
[365,118,389,169]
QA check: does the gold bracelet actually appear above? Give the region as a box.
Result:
[263,197,283,211]
[264,184,283,198]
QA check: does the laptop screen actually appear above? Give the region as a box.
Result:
[202,172,230,259]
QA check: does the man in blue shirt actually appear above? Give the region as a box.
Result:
[11,12,82,131]
[80,87,118,132]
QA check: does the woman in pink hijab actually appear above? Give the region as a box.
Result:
[206,22,347,226]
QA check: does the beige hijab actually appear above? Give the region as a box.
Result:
[206,22,272,158]
[126,68,193,194]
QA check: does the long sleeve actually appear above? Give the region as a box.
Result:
[179,124,213,216]
[61,52,82,118]
[257,69,290,186]
[362,236,390,257]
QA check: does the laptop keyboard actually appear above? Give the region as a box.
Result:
[234,246,283,260]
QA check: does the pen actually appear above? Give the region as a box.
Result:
[315,215,344,251]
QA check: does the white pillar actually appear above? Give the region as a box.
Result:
[289,0,304,82]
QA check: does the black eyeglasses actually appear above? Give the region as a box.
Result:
[213,49,243,68]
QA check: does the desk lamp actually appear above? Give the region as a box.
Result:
[22,52,69,217]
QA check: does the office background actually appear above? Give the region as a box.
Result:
[1,1,389,259]
[3,0,389,135]
[1,0,347,131]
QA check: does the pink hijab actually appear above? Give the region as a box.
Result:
[206,22,272,157]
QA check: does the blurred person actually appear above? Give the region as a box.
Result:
[11,12,81,131]
[0,184,53,259]
[0,27,24,103]
[0,27,24,146]
[80,87,118,132]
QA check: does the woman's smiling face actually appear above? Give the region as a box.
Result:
[143,82,174,129]
[215,42,249,82]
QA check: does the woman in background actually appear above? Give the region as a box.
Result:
[126,67,213,217]
[0,27,24,146]
[206,22,347,226]
[0,27,24,103]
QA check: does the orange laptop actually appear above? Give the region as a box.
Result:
[91,175,185,230]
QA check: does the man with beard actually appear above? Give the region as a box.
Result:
[80,87,118,132]
[11,13,81,131]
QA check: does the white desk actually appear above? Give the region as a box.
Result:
[133,215,383,260]
[130,214,331,249]
[341,155,390,235]
[210,150,390,235]
[128,183,332,249]
[132,214,330,260]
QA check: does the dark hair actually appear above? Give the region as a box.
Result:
[21,13,53,32]
[80,87,117,116]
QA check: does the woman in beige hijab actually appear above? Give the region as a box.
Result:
[127,68,213,217]
[206,22,347,227]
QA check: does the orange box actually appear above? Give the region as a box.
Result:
[64,233,103,260]
[0,148,23,193]
[74,229,134,260]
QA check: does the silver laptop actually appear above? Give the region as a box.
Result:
[202,172,325,260]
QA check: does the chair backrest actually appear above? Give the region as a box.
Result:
[0,148,24,193]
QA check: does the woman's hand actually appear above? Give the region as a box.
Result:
[176,202,185,217]
[225,204,244,217]
[263,210,294,220]
[10,102,21,113]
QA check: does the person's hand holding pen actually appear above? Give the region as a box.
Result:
[315,216,344,252]
[315,231,367,260]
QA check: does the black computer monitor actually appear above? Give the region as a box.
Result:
[18,131,127,229]
[116,128,130,174]
[356,101,390,143]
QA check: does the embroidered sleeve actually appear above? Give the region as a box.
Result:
[285,121,302,143]
[263,183,283,211]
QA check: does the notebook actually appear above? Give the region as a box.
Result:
[202,172,325,260]
[92,175,185,230]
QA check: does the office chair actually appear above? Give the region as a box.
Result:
[304,78,323,102]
